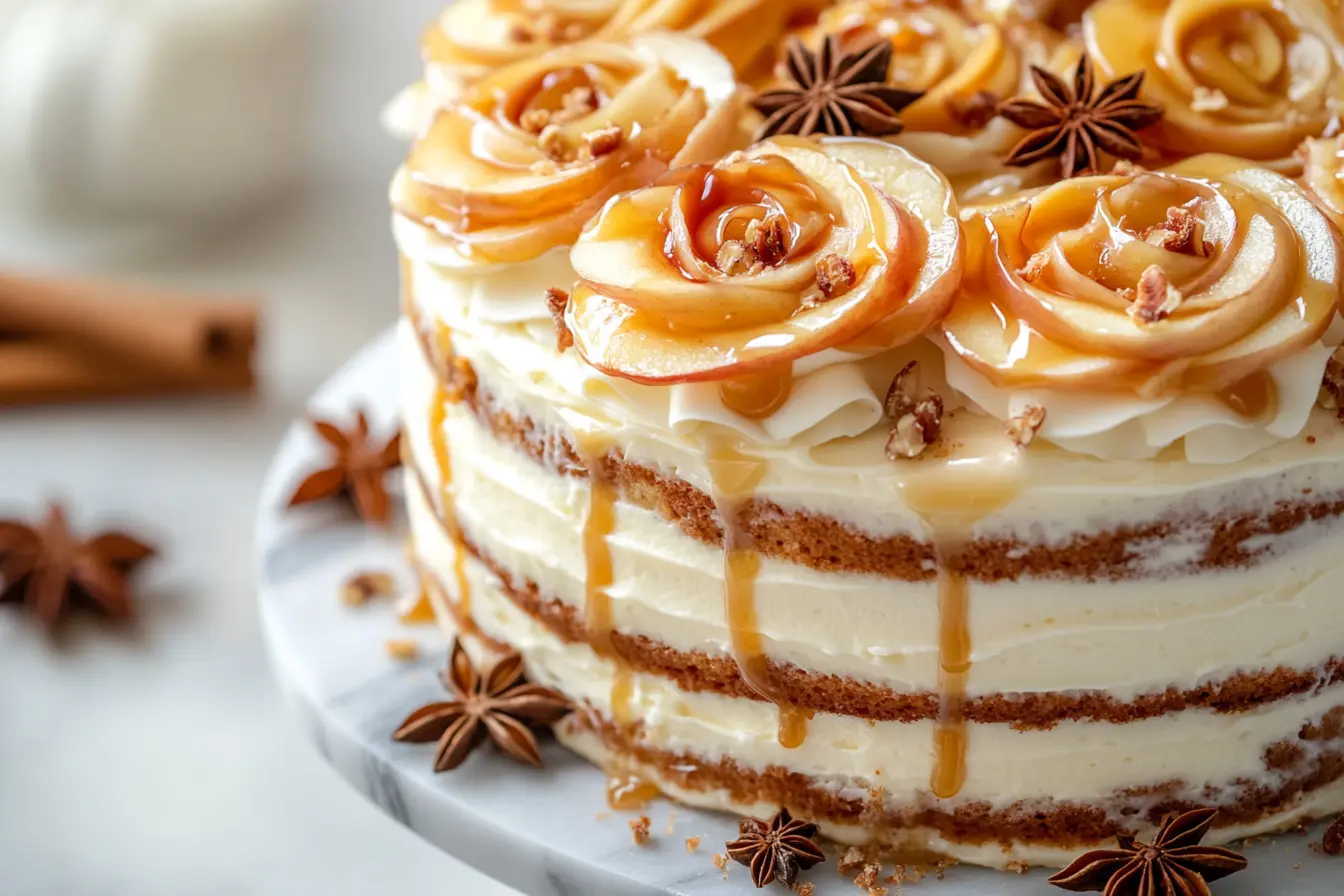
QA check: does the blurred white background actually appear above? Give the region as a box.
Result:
[0,1,519,893]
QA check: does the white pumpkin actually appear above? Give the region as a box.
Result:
[0,0,314,221]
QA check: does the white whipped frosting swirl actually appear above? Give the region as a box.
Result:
[942,333,1344,464]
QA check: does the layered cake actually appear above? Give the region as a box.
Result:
[390,0,1344,868]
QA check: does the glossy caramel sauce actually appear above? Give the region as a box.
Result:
[718,366,794,419]
[428,325,477,633]
[606,768,662,810]
[577,433,634,726]
[899,460,1023,800]
[1218,370,1277,420]
[949,160,1335,401]
[709,437,814,748]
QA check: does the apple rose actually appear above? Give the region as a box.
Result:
[391,35,745,265]
[942,154,1342,399]
[421,0,800,97]
[565,137,964,384]
[1084,0,1344,162]
[1301,136,1344,228]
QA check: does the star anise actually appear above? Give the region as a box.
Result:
[392,638,572,772]
[0,503,157,630]
[287,409,402,526]
[725,807,826,889]
[753,36,923,141]
[1048,808,1248,895]
[998,53,1163,178]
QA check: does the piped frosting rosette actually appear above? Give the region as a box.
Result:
[1084,0,1344,164]
[418,0,799,104]
[939,155,1344,462]
[391,34,744,267]
[564,137,963,394]
[780,1,1075,198]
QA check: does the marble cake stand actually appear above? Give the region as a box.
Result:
[257,328,1336,895]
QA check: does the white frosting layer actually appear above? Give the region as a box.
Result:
[942,332,1344,464]
[410,474,1344,865]
[403,336,1344,702]
[399,213,1344,462]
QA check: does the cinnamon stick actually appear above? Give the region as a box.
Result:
[0,339,255,407]
[0,271,258,380]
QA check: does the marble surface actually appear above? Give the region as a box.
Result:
[256,330,1343,896]
[0,1,520,891]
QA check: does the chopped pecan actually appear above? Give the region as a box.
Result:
[629,815,652,846]
[519,108,552,134]
[544,286,574,352]
[1127,265,1183,324]
[883,361,920,420]
[716,241,763,276]
[537,124,571,161]
[1144,205,1202,255]
[816,253,857,298]
[1006,405,1047,447]
[886,393,944,460]
[580,123,623,158]
[746,213,789,267]
[1320,348,1344,420]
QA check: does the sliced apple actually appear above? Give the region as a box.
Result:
[1084,0,1336,161]
[396,34,744,265]
[567,137,963,384]
[941,154,1342,394]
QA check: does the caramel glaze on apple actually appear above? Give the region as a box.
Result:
[707,436,813,750]
[943,157,1341,419]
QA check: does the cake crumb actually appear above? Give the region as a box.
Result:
[595,812,611,821]
[629,815,652,846]
[685,836,700,853]
[1321,814,1344,854]
[444,356,478,403]
[838,847,867,876]
[885,864,926,884]
[793,883,815,896]
[341,570,395,606]
[665,811,678,834]
[854,863,885,893]
[1005,860,1030,874]
[384,639,420,661]
[713,852,730,877]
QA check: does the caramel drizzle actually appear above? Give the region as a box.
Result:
[931,541,970,799]
[899,464,1022,800]
[709,438,812,749]
[405,256,476,631]
[577,434,634,727]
